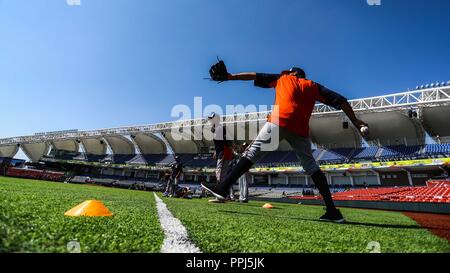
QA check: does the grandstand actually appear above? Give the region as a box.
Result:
[0,86,449,212]
[38,143,450,167]
[289,180,450,203]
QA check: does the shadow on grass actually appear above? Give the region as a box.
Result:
[219,210,422,230]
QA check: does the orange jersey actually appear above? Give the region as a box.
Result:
[255,73,347,137]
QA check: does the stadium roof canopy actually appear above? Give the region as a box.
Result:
[0,86,449,162]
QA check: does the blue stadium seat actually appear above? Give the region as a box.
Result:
[158,154,176,165]
[85,154,107,162]
[255,149,323,167]
[312,149,323,160]
[257,151,290,165]
[185,154,215,167]
[379,145,422,160]
[141,154,169,164]
[282,151,300,163]
[127,154,148,165]
[319,148,354,164]
[351,147,379,161]
[112,154,137,164]
[423,143,450,157]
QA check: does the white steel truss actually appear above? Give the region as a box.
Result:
[313,86,450,114]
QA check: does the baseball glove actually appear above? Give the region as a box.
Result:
[209,60,229,82]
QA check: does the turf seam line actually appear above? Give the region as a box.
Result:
[153,193,202,253]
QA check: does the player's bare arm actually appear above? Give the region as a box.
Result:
[227,72,257,81]
[317,84,369,136]
[210,60,369,137]
[209,60,258,82]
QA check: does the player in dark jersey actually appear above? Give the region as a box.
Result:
[208,112,235,203]
[167,156,183,197]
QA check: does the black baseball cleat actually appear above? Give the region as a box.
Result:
[319,209,345,223]
[201,182,228,200]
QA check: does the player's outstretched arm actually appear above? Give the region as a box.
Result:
[209,60,257,82]
[227,72,257,81]
[317,84,368,135]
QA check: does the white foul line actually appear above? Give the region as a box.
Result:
[153,193,202,253]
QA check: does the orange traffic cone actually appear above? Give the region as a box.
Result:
[262,203,273,209]
[64,200,113,217]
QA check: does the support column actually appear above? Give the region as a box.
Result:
[128,135,143,155]
[305,175,309,187]
[406,169,413,186]
[268,174,272,186]
[285,175,289,186]
[326,173,332,185]
[349,173,354,187]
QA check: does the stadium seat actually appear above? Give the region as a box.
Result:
[112,154,137,164]
[322,182,450,203]
[256,151,291,167]
[423,143,450,157]
[351,147,379,161]
[183,154,215,167]
[85,154,108,162]
[318,148,354,165]
[379,145,422,161]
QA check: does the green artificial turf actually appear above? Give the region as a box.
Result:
[1,177,449,253]
[0,177,164,253]
[162,194,450,253]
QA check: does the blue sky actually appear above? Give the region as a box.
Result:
[1,0,449,139]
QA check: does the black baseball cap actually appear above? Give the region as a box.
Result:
[289,67,306,78]
[282,67,306,78]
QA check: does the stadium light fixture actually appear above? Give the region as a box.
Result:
[408,109,418,119]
